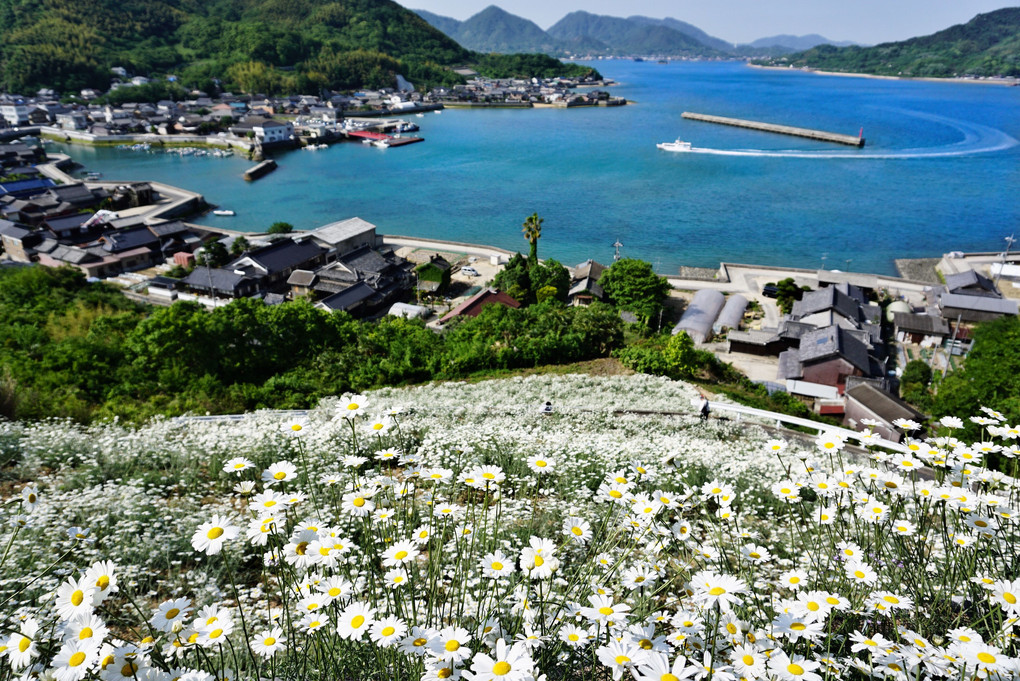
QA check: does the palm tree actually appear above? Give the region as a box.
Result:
[522,213,543,265]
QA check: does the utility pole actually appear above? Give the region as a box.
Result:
[993,233,1015,285]
[612,239,623,262]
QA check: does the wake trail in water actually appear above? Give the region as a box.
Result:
[679,111,1018,159]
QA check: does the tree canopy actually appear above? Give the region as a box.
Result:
[597,258,672,325]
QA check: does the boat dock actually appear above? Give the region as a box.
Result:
[681,112,865,147]
[347,131,424,148]
[243,159,277,181]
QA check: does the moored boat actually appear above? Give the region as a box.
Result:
[213,209,236,216]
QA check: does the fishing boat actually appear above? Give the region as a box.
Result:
[656,139,693,152]
[212,209,236,216]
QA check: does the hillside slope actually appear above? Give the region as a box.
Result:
[771,8,1020,77]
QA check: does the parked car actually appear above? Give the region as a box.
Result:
[461,266,479,277]
[762,283,779,298]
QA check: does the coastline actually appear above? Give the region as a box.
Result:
[746,63,1020,86]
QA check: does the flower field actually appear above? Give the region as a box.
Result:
[1,373,1018,680]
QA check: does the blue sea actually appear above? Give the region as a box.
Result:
[53,61,1020,275]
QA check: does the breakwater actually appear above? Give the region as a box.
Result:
[682,112,866,147]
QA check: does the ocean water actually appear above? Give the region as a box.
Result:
[53,61,1020,275]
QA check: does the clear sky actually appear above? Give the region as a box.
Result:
[399,1,1018,45]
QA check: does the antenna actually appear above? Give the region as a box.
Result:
[612,239,623,262]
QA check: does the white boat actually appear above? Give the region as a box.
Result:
[213,209,236,216]
[372,139,390,148]
[657,139,693,152]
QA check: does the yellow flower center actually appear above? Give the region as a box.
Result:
[71,590,84,606]
[264,636,276,646]
[742,655,754,666]
[96,576,110,589]
[806,602,819,612]
[864,639,877,647]
[883,595,900,604]
[826,597,840,605]
[493,661,512,676]
[413,638,427,647]
[1004,593,1017,604]
[445,640,460,652]
[568,634,579,641]
[491,562,503,570]
[329,587,342,597]
[438,669,452,679]
[709,587,725,596]
[351,616,365,629]
[207,527,224,540]
[296,542,308,555]
[662,675,679,681]
[977,652,997,664]
[381,627,396,637]
[483,472,495,479]
[353,498,365,507]
[19,638,31,652]
[79,627,94,640]
[789,576,800,584]
[639,639,653,649]
[69,652,87,667]
[853,571,866,579]
[535,460,547,467]
[749,552,761,559]
[609,490,623,499]
[788,663,804,675]
[395,551,408,560]
[534,556,544,567]
[790,623,806,631]
[599,607,614,616]
[615,655,630,665]
[122,662,139,676]
[273,471,286,480]
[209,629,224,639]
[347,403,359,410]
[291,424,302,431]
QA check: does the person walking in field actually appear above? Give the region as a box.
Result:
[699,394,710,421]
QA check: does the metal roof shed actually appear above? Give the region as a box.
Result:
[672,289,724,344]
[713,293,747,334]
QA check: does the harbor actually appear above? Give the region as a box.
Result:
[681,111,866,147]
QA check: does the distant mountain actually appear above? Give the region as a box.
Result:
[769,8,1020,77]
[627,16,734,53]
[454,6,565,54]
[413,9,464,38]
[747,34,859,51]
[548,10,719,56]
[414,6,607,55]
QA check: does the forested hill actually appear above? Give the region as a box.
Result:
[764,7,1020,77]
[0,0,594,94]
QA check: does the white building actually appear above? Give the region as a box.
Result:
[253,120,294,144]
[0,98,30,126]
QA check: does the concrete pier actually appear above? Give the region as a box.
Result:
[682,112,865,147]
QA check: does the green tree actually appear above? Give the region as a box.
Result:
[230,236,251,256]
[529,259,570,303]
[196,240,230,268]
[774,278,810,315]
[663,331,699,378]
[492,253,531,302]
[597,258,672,325]
[522,213,543,265]
[268,222,294,234]
[932,315,1020,448]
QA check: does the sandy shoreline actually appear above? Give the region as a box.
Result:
[747,63,1020,86]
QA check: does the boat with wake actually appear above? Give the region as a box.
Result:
[657,139,693,152]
